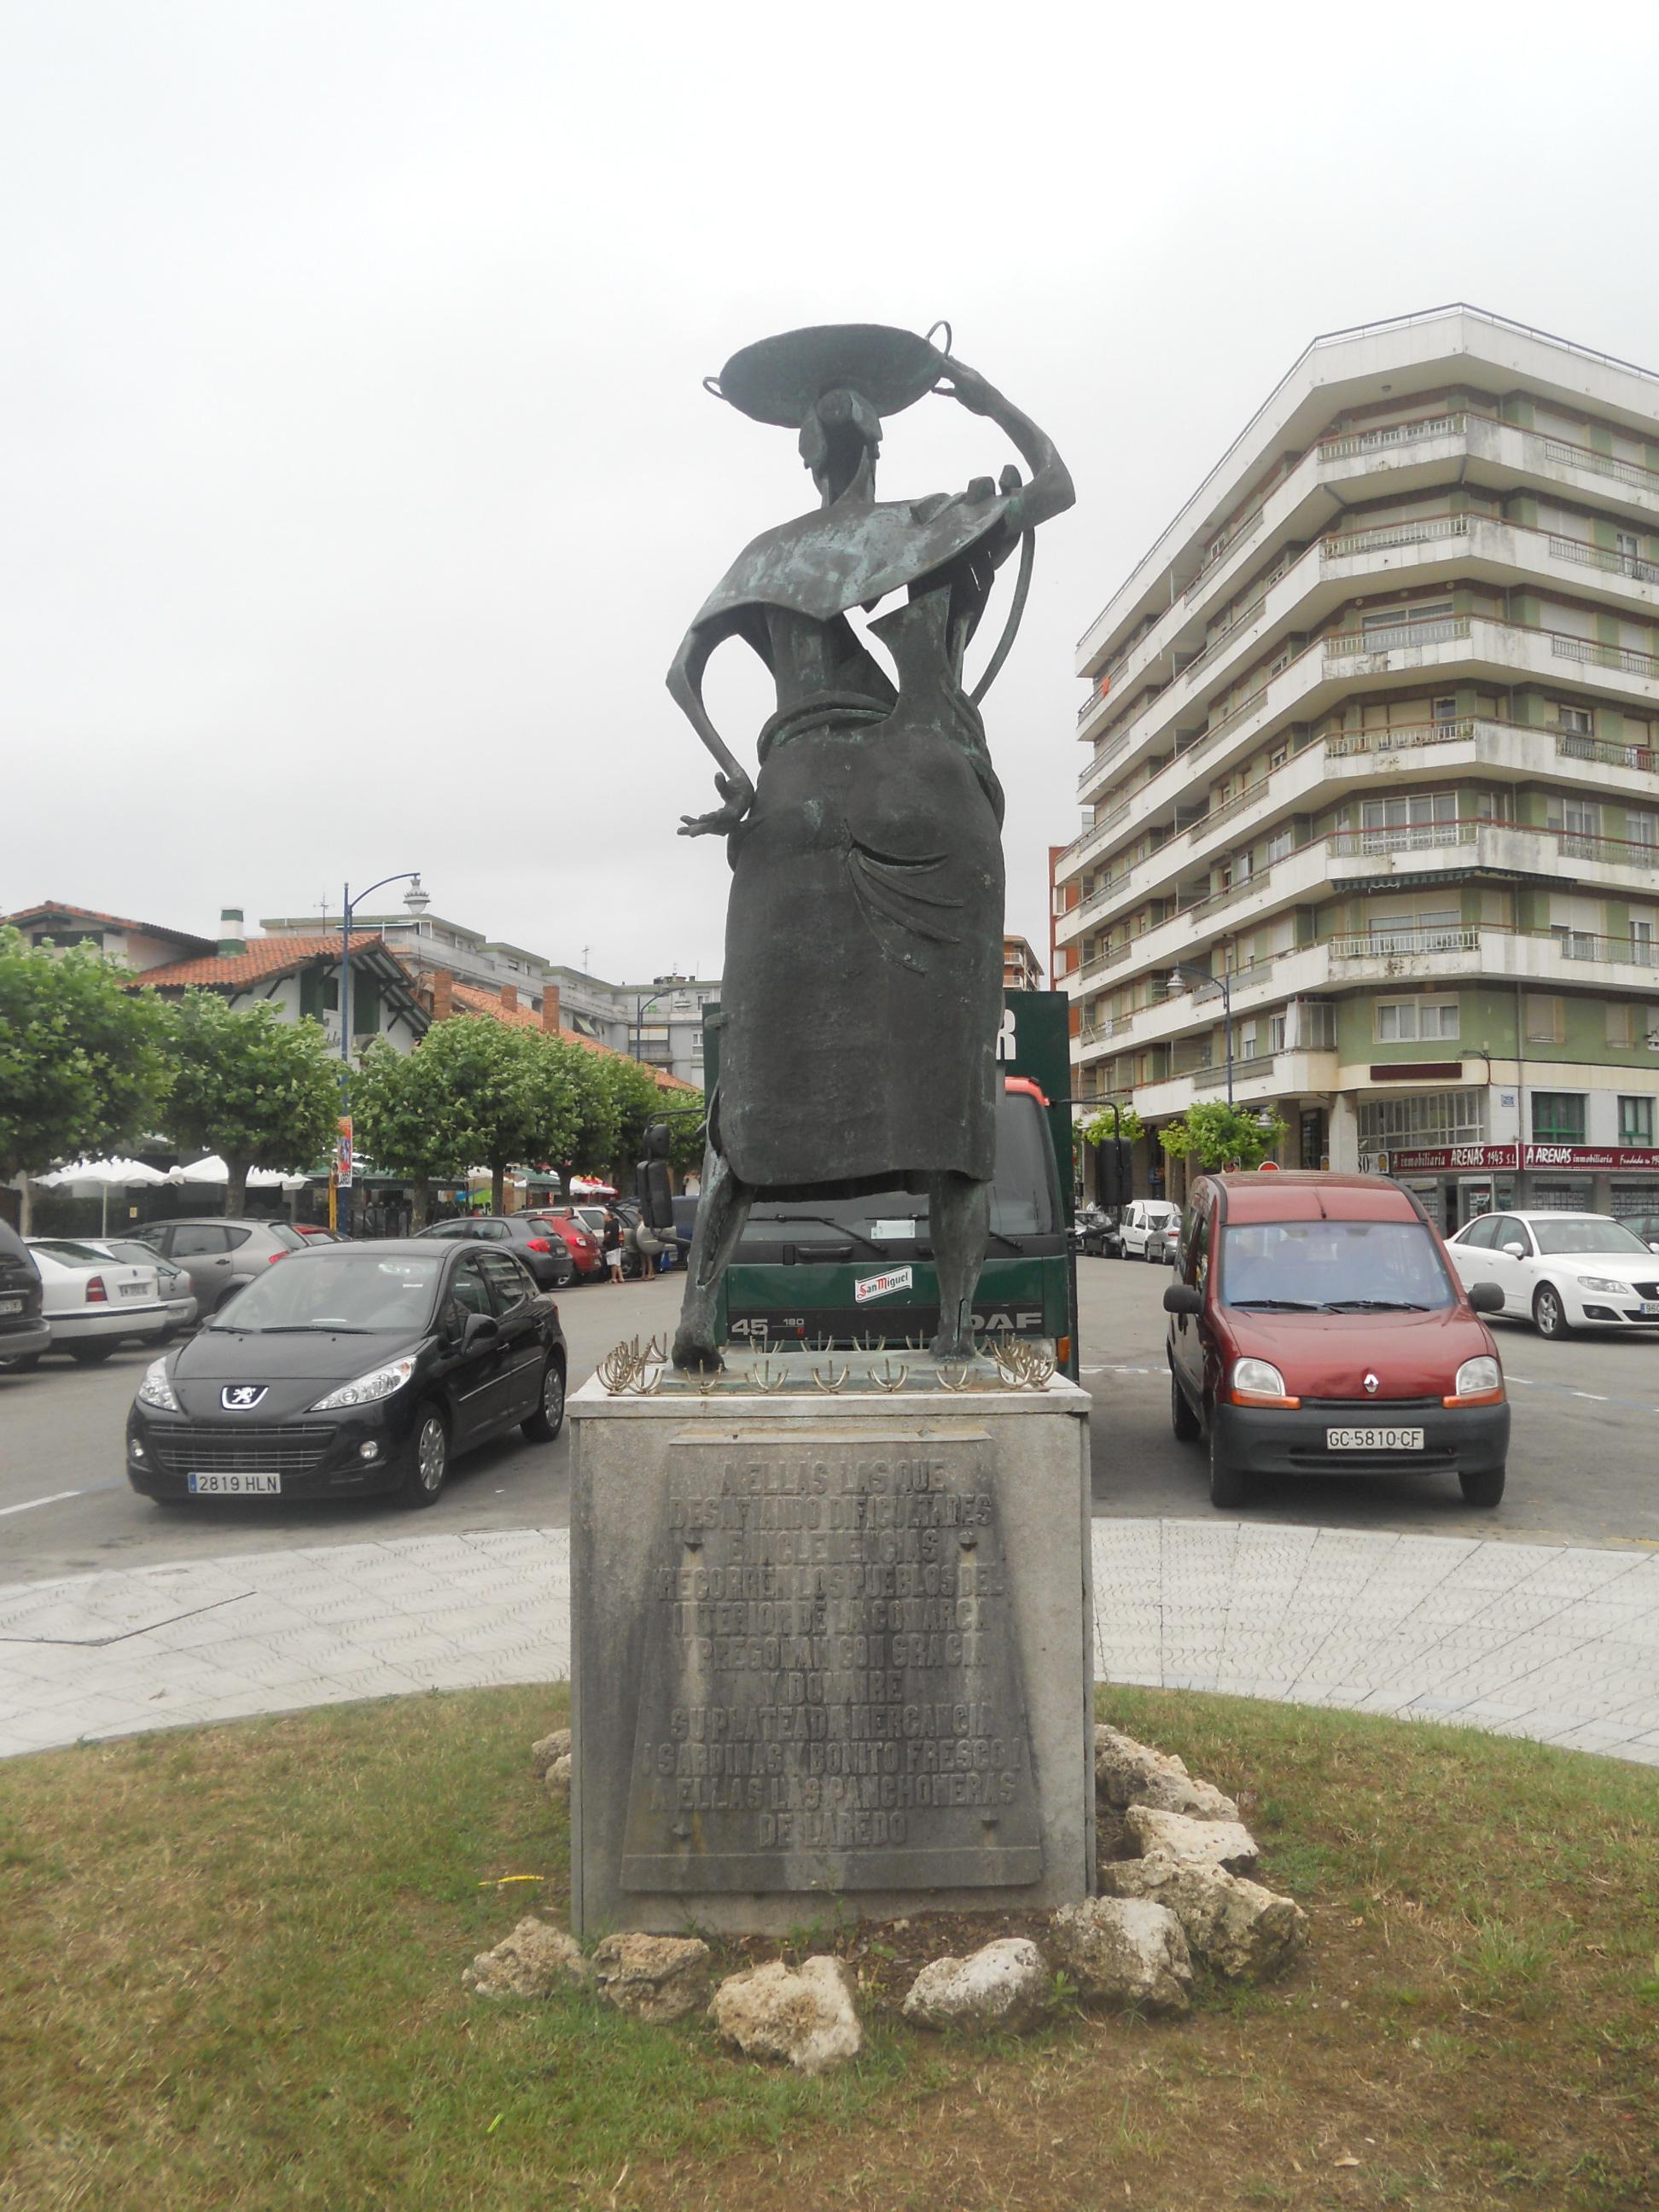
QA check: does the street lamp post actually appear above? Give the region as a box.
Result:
[334,873,428,1233]
[632,988,667,1065]
[338,871,428,1093]
[1171,960,1234,1103]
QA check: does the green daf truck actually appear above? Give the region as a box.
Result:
[706,988,1079,1377]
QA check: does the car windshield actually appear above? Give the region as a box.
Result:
[207,1253,443,1332]
[1220,1219,1455,1310]
[1532,1219,1650,1256]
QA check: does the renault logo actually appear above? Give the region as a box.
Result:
[221,1385,268,1411]
[1363,1372,1380,1396]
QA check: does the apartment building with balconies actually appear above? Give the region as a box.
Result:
[1056,306,1659,1231]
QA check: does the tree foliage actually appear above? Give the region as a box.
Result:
[1157,1100,1288,1173]
[351,1036,480,1225]
[1078,1103,1144,1152]
[0,928,174,1183]
[161,991,341,1215]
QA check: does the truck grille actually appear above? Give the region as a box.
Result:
[147,1423,336,1475]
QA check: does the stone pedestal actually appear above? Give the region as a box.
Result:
[568,1352,1094,1936]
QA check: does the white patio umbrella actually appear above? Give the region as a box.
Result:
[169,1156,309,1192]
[35,1155,170,1232]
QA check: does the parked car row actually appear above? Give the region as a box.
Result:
[0,1220,199,1371]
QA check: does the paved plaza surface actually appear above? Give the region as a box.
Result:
[2,1518,1655,1765]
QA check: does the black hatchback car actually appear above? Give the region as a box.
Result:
[0,1219,51,1370]
[423,1214,579,1289]
[126,1238,567,1509]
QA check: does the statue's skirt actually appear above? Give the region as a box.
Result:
[716,696,1004,1197]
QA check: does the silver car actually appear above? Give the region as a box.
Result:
[128,1217,307,1318]
[79,1238,199,1337]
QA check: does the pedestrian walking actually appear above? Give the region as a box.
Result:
[604,1208,625,1285]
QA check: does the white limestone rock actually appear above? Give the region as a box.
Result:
[1100,1849,1308,1980]
[1123,1804,1258,1873]
[902,1938,1053,2034]
[463,1916,588,2000]
[531,1727,572,1778]
[1048,1896,1192,2016]
[544,1753,573,1796]
[707,1956,863,2075]
[591,1933,712,2022]
[1094,1724,1239,1820]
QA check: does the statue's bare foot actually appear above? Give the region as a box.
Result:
[672,1322,724,1373]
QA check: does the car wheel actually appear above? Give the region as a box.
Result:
[1459,1464,1506,1506]
[1208,1425,1249,1509]
[1532,1283,1570,1339]
[67,1342,117,1365]
[1171,1371,1202,1443]
[556,1255,577,1289]
[1144,1243,1158,1264]
[3,1353,43,1373]
[399,1404,450,1508]
[521,1355,567,1442]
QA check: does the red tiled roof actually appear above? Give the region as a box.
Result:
[445,981,697,1091]
[134,932,399,990]
[3,900,215,952]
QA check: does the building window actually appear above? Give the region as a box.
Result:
[1266,825,1294,864]
[1298,998,1337,1048]
[1618,1095,1655,1146]
[1524,993,1565,1045]
[1617,531,1642,576]
[1359,1089,1486,1147]
[1377,998,1459,1042]
[1432,695,1458,723]
[1531,1091,1586,1143]
[1556,703,1593,736]
[1608,1002,1637,1048]
[1546,795,1602,841]
[1267,1013,1287,1053]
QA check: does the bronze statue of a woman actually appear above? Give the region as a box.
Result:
[668,323,1073,1369]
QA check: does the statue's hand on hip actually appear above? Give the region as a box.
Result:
[678,768,755,840]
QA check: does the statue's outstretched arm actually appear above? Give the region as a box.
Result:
[667,624,755,838]
[936,358,1075,533]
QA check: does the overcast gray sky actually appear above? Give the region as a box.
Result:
[6,1,1659,984]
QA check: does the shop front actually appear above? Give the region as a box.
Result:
[1381,1144,1659,1227]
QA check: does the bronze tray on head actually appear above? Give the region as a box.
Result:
[710,321,950,428]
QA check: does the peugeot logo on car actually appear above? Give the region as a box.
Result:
[221,1385,268,1411]
[1363,1372,1380,1396]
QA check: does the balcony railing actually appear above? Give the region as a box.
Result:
[1322,514,1469,560]
[1076,724,1133,789]
[1328,819,1475,859]
[1551,632,1659,681]
[1326,718,1473,757]
[1193,1052,1284,1092]
[1557,731,1658,773]
[1324,616,1470,658]
[1546,533,1659,586]
[1545,824,1659,869]
[1180,509,1264,603]
[1328,928,1480,961]
[1318,411,1468,462]
[1552,928,1658,967]
[1533,433,1659,494]
[1183,597,1268,686]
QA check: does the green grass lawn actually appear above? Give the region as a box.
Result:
[2,1685,1655,2211]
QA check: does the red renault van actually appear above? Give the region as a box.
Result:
[1163,1173,1509,1509]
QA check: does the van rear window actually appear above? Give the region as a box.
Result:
[1220,1220,1454,1311]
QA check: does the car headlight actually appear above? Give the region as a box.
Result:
[1231,1356,1295,1406]
[310,1356,417,1412]
[137,1358,180,1412]
[1452,1355,1502,1399]
[1577,1276,1627,1296]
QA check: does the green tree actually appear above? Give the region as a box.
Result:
[665,1088,707,1178]
[351,1036,479,1227]
[1078,1103,1144,1153]
[161,991,341,1217]
[1157,1099,1288,1173]
[0,928,173,1190]
[553,1041,622,1177]
[591,1054,670,1179]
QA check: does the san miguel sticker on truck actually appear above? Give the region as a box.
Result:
[853,1266,914,1305]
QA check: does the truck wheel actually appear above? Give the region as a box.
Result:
[1459,1464,1506,1506]
[1171,1373,1202,1442]
[1208,1427,1249,1509]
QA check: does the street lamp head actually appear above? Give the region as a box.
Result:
[403,876,431,915]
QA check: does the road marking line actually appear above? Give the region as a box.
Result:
[0,1490,81,1517]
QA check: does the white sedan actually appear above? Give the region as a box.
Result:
[27,1240,171,1365]
[1443,1211,1659,1339]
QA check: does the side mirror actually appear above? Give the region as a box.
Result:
[462,1312,499,1350]
[1502,1242,1527,1260]
[1467,1281,1505,1314]
[1647,1241,1659,1254]
[1163,1283,1203,1317]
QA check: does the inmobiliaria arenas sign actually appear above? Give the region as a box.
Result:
[1380,1144,1659,1174]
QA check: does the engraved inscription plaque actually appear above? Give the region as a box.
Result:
[620,1430,1042,1893]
